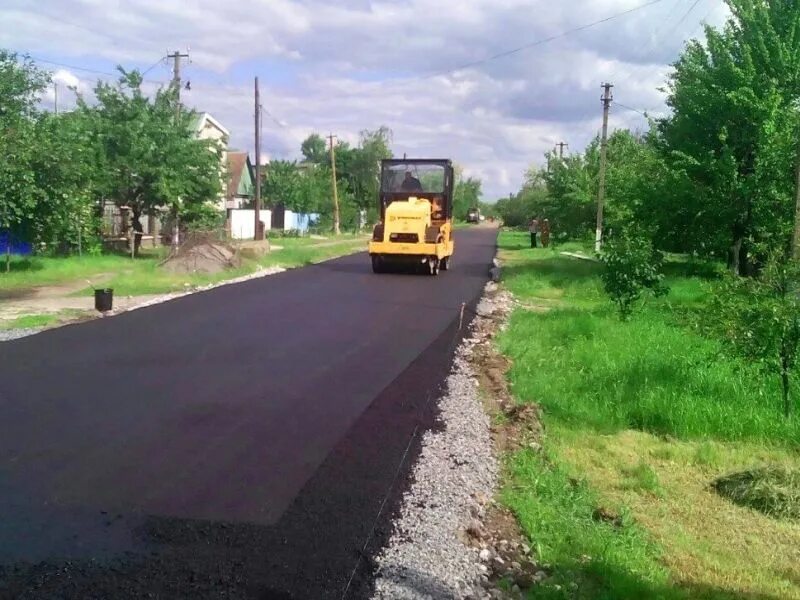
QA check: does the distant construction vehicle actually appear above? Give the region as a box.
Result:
[466,207,481,223]
[369,159,455,275]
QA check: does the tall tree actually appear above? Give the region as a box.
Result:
[452,166,483,221]
[661,0,800,274]
[0,50,48,267]
[79,70,223,255]
[263,160,300,209]
[301,133,327,165]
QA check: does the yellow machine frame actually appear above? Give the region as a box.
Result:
[368,159,455,276]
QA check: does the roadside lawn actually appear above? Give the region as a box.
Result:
[0,309,92,331]
[496,231,800,600]
[0,235,368,298]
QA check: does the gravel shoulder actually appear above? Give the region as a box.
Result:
[371,283,515,600]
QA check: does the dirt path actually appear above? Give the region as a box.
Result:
[0,274,130,321]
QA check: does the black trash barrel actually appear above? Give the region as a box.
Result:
[94,288,114,312]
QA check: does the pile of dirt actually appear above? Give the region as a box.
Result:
[160,233,241,275]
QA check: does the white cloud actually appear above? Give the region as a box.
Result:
[1,0,730,197]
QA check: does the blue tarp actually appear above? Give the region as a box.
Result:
[0,231,32,256]
[284,212,320,233]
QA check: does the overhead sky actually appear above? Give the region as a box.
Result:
[2,0,729,199]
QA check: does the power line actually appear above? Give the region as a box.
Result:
[141,56,167,77]
[665,0,704,39]
[26,55,165,85]
[687,0,722,40]
[422,0,665,80]
[615,101,649,116]
[261,105,288,129]
[634,0,705,66]
[627,0,691,67]
[613,0,704,88]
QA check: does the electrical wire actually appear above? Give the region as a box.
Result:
[421,0,665,80]
[27,55,165,85]
[615,101,650,116]
[140,56,167,77]
[261,104,288,129]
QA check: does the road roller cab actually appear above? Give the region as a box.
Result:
[369,159,455,275]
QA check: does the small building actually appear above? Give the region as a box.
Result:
[224,151,254,211]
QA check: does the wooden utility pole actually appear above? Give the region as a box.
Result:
[595,82,613,253]
[328,133,340,235]
[54,82,58,116]
[254,77,263,241]
[168,50,189,120]
[557,141,568,159]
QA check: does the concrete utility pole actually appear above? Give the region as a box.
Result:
[254,77,263,241]
[328,133,340,235]
[595,82,613,253]
[168,50,189,120]
[557,141,568,159]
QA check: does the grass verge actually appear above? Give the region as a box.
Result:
[495,230,800,599]
[0,236,367,298]
[0,309,92,331]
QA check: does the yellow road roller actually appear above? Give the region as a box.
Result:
[369,159,455,275]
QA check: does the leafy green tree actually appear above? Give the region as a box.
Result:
[78,69,223,255]
[29,110,101,254]
[263,160,300,209]
[660,0,800,274]
[0,50,49,268]
[495,186,547,229]
[453,172,482,221]
[712,251,800,417]
[301,133,327,165]
[337,127,393,210]
[295,164,331,214]
[599,229,668,320]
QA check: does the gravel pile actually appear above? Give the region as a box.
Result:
[371,284,503,600]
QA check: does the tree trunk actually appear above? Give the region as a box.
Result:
[781,361,791,418]
[729,235,743,275]
[131,211,144,258]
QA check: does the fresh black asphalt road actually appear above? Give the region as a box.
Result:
[0,226,498,599]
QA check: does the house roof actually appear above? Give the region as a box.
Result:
[192,112,231,137]
[226,152,253,198]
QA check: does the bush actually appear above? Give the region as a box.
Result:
[710,253,800,418]
[600,231,667,319]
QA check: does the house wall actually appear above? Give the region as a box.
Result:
[196,115,230,211]
[230,209,272,240]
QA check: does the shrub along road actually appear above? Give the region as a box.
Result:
[0,226,498,599]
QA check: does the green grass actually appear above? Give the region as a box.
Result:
[713,466,800,520]
[0,309,92,331]
[495,230,800,600]
[497,232,800,446]
[0,253,154,292]
[504,449,682,600]
[0,236,367,298]
[91,238,367,296]
[0,313,61,330]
